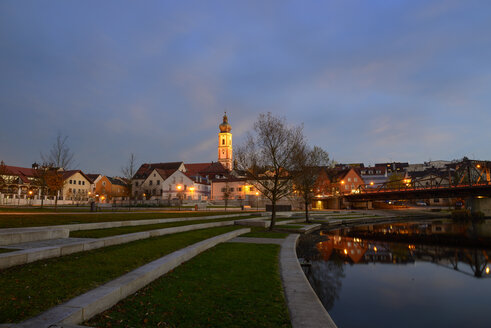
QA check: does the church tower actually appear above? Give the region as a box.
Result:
[218,112,233,171]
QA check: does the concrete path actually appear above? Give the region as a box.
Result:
[0,220,237,270]
[280,234,337,328]
[229,234,337,328]
[9,228,250,328]
[2,238,95,250]
[227,236,284,245]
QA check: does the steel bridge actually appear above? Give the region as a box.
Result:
[345,158,491,202]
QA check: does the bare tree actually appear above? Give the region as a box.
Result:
[121,153,137,209]
[235,112,305,230]
[41,133,75,169]
[222,182,232,211]
[32,163,53,208]
[293,145,331,223]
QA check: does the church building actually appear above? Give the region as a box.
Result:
[131,113,234,201]
[218,113,233,171]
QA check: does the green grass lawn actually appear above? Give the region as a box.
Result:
[242,227,289,239]
[0,211,249,229]
[70,215,256,238]
[0,226,242,323]
[87,243,291,328]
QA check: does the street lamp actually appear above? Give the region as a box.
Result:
[255,191,259,211]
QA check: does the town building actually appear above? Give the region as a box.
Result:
[62,170,92,202]
[87,174,128,203]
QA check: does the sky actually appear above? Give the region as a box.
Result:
[1,0,491,176]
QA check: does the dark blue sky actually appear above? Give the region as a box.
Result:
[1,0,490,175]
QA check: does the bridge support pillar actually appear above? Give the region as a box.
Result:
[467,197,491,217]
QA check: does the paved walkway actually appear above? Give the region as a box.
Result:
[227,236,284,245]
[2,237,95,250]
[229,234,337,328]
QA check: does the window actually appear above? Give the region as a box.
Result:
[157,180,160,185]
[78,181,81,185]
[149,180,153,185]
[82,181,85,185]
[230,188,234,192]
[221,188,226,192]
[135,182,139,187]
[238,187,242,191]
[222,139,225,145]
[69,180,72,184]
[354,178,358,182]
[153,173,156,177]
[102,181,106,186]
[345,185,349,190]
[250,187,254,191]
[348,178,352,182]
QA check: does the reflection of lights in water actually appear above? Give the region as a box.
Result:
[344,249,348,255]
[486,267,490,275]
[373,246,378,252]
[408,245,416,250]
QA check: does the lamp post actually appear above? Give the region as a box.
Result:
[255,191,259,211]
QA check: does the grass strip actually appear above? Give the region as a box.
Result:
[0,248,15,254]
[87,243,291,328]
[242,227,289,239]
[70,215,256,238]
[0,211,248,229]
[0,226,242,323]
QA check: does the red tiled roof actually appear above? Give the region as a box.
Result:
[198,162,229,174]
[3,165,36,183]
[184,163,213,175]
[62,170,91,182]
[134,162,183,179]
[86,174,100,183]
[154,168,177,180]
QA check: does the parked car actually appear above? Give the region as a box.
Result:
[416,201,427,206]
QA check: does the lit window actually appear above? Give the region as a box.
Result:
[348,178,352,182]
[354,178,358,182]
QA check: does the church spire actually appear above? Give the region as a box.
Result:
[218,112,233,171]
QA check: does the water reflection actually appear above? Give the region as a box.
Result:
[298,219,491,327]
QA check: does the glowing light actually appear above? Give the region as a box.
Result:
[28,190,33,195]
[373,246,378,252]
[486,267,490,275]
[341,180,345,184]
[189,187,195,191]
[177,185,182,190]
[477,164,481,169]
[343,249,348,255]
[370,181,374,186]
